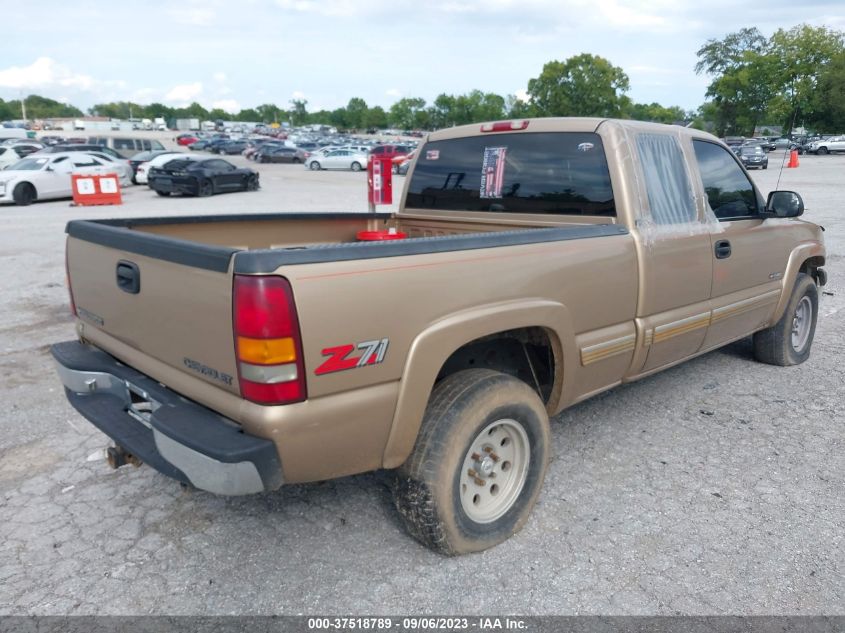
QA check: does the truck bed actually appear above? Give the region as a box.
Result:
[67,212,626,274]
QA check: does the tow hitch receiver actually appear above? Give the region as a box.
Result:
[106,445,142,469]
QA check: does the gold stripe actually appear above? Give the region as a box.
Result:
[580,334,636,366]
[653,313,711,344]
[711,290,780,323]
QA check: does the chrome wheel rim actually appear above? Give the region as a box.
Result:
[791,296,812,352]
[459,419,530,524]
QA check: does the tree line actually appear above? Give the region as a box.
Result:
[3,23,841,136]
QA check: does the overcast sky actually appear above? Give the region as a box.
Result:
[1,0,842,115]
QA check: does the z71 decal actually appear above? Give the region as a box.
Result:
[315,338,389,375]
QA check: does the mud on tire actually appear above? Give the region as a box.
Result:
[393,369,550,555]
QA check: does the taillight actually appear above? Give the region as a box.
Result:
[65,241,76,317]
[233,275,306,405]
[481,120,529,132]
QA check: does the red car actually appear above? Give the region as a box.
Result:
[176,134,199,146]
[370,144,412,161]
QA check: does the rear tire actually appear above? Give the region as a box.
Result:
[817,147,829,155]
[12,182,35,206]
[393,369,550,555]
[753,273,818,366]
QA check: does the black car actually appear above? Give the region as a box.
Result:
[256,146,300,163]
[148,158,259,197]
[217,140,249,155]
[738,145,768,169]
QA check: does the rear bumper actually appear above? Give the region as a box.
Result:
[51,340,283,495]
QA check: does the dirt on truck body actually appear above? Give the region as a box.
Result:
[53,118,826,554]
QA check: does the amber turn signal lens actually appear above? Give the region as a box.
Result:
[237,336,297,365]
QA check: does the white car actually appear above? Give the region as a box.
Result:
[136,152,199,184]
[83,152,133,187]
[0,153,120,206]
[809,136,845,155]
[305,149,369,171]
[0,145,38,170]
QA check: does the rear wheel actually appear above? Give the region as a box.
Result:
[817,147,829,155]
[753,273,818,366]
[246,175,259,191]
[12,182,35,206]
[309,161,321,171]
[197,178,214,197]
[393,369,550,555]
[351,161,362,172]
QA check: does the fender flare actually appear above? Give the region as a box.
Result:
[381,299,575,469]
[772,241,825,322]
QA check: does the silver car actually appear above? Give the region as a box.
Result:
[809,135,845,155]
[306,149,368,172]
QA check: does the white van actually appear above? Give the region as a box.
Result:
[88,137,166,158]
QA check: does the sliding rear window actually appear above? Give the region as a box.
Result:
[405,132,615,216]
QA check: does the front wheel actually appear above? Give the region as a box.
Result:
[753,273,818,366]
[12,182,35,206]
[817,147,829,155]
[350,161,362,172]
[309,161,321,171]
[245,175,259,191]
[155,190,170,197]
[393,369,550,555]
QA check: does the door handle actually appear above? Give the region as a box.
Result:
[116,261,141,294]
[714,240,732,259]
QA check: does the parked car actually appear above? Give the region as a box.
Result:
[148,158,259,196]
[305,149,368,171]
[0,144,42,169]
[392,150,415,174]
[176,134,199,146]
[370,144,412,161]
[136,153,202,185]
[38,144,125,161]
[217,140,249,155]
[0,152,120,205]
[188,139,214,151]
[738,145,768,170]
[87,137,166,158]
[747,137,775,152]
[256,146,300,163]
[128,150,182,182]
[807,135,845,155]
[83,152,134,186]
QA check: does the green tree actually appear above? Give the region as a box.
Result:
[769,24,845,132]
[625,102,687,124]
[526,53,630,117]
[288,99,309,126]
[389,97,427,129]
[808,49,845,131]
[344,97,369,130]
[363,106,388,130]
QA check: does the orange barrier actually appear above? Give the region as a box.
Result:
[787,149,799,169]
[71,173,122,206]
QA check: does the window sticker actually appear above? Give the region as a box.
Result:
[425,149,440,160]
[577,142,595,152]
[480,146,507,199]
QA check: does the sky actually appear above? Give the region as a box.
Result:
[0,0,843,116]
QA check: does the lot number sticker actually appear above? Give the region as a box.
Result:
[100,177,118,193]
[75,178,95,195]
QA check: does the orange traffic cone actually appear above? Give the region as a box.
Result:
[787,149,799,168]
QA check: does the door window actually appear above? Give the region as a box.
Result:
[692,140,762,220]
[635,133,697,225]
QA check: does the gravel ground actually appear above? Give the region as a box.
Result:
[0,143,842,615]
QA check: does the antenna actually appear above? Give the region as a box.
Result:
[775,108,800,191]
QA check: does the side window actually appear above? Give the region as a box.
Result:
[150,140,163,150]
[113,138,135,150]
[692,140,760,219]
[372,146,384,154]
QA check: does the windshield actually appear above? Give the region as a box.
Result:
[8,157,50,171]
[406,132,615,216]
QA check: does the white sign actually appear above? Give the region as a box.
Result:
[75,178,95,195]
[100,177,118,194]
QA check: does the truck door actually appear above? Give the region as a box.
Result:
[629,132,713,374]
[690,140,792,350]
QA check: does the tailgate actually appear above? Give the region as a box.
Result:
[66,234,239,395]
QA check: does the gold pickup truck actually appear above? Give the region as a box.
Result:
[53,118,826,555]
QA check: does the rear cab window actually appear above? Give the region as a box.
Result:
[405,132,615,216]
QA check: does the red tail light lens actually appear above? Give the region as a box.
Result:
[481,120,529,132]
[233,275,306,405]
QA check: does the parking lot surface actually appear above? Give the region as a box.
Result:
[1,145,842,615]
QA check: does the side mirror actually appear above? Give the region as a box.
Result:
[764,190,804,218]
[45,166,53,172]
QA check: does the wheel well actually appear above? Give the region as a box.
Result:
[435,327,559,406]
[801,256,826,284]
